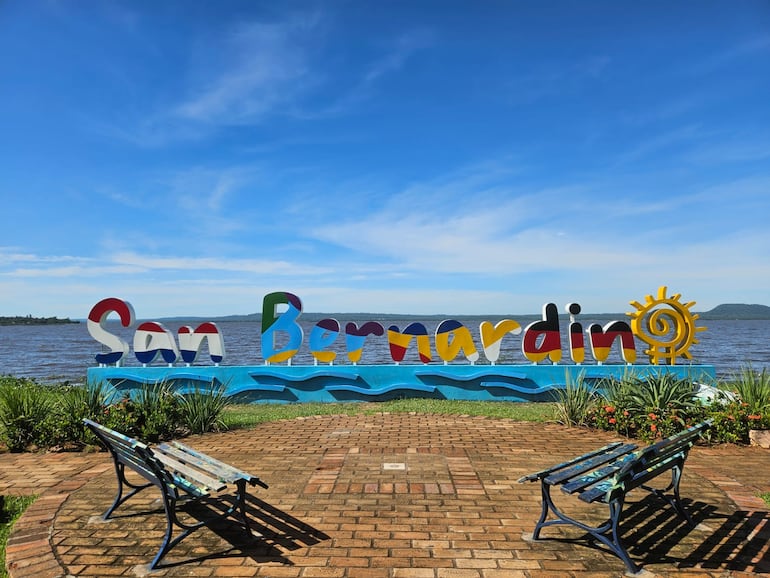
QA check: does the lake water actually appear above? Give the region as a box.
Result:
[1,317,769,383]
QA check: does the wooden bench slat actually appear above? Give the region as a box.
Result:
[560,450,641,494]
[157,443,248,484]
[151,451,226,493]
[544,443,638,485]
[516,441,625,482]
[163,441,268,488]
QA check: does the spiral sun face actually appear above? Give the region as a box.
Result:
[627,286,706,365]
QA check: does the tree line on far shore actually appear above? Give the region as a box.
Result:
[0,316,79,326]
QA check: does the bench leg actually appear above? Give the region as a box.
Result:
[104,462,153,519]
[234,479,253,536]
[532,482,640,574]
[149,482,255,569]
[642,464,694,526]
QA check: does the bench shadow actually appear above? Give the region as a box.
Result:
[544,494,770,573]
[136,494,331,569]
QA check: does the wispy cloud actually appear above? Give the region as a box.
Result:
[111,252,333,276]
[174,14,322,124]
[505,54,613,105]
[362,29,434,85]
[611,124,706,166]
[689,34,770,75]
[305,27,435,117]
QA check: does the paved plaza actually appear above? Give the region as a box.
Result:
[3,413,770,577]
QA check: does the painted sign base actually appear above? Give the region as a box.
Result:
[87,364,717,404]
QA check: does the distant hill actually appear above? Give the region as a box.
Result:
[154,304,770,323]
[699,304,770,320]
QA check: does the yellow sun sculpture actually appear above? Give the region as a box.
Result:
[627,286,706,365]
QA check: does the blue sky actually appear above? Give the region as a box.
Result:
[1,1,769,319]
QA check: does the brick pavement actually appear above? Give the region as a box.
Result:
[3,414,770,577]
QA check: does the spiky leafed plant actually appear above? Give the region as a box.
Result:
[730,366,770,415]
[0,378,55,451]
[178,381,231,435]
[554,372,597,427]
[622,372,696,418]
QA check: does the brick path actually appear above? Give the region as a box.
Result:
[3,414,770,577]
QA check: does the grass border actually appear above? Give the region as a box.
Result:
[0,495,36,578]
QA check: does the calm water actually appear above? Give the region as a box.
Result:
[1,317,768,382]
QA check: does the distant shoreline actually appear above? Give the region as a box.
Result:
[4,303,770,326]
[0,316,80,326]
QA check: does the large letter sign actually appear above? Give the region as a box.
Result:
[388,322,432,363]
[588,321,636,364]
[479,319,522,363]
[522,303,562,364]
[85,287,715,405]
[309,318,340,364]
[87,297,136,365]
[85,286,709,373]
[261,291,304,364]
[435,320,480,363]
[134,321,180,365]
[177,322,225,365]
[345,321,385,364]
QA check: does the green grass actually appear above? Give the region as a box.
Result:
[1,495,36,578]
[222,399,558,429]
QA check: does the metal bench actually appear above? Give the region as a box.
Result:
[518,419,712,574]
[83,419,268,569]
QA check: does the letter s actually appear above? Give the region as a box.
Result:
[87,298,136,366]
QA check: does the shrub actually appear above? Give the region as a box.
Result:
[0,378,57,451]
[728,365,770,415]
[591,403,636,438]
[178,382,230,434]
[623,372,697,415]
[131,380,183,442]
[554,372,597,426]
[704,398,770,444]
[589,372,705,442]
[56,381,119,447]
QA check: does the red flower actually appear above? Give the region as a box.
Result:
[650,424,657,432]
[648,413,657,420]
[609,418,617,424]
[604,406,615,413]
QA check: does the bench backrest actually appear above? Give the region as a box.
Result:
[570,419,712,504]
[83,419,182,496]
[609,419,712,497]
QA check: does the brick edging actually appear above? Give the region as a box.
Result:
[5,464,111,578]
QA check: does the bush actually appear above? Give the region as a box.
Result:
[589,372,706,442]
[554,372,597,426]
[178,382,230,434]
[131,380,183,442]
[0,377,232,451]
[728,366,770,415]
[56,381,119,447]
[0,378,57,451]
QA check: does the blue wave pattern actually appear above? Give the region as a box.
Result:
[88,364,717,404]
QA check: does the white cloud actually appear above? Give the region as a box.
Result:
[111,252,333,276]
[174,16,320,124]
